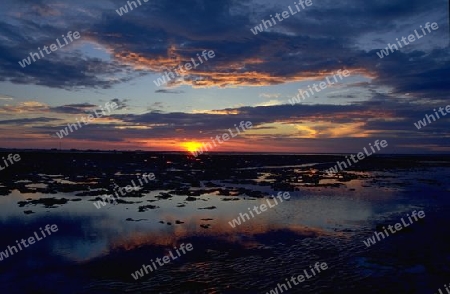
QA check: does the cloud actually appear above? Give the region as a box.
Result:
[328,94,358,99]
[155,89,185,94]
[147,102,165,112]
[6,91,449,152]
[51,103,98,114]
[0,0,449,152]
[0,0,447,96]
[0,117,61,125]
[254,99,284,107]
[0,100,129,115]
[110,98,128,110]
[0,101,49,113]
[259,93,281,99]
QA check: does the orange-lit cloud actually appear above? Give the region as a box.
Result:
[0,101,49,113]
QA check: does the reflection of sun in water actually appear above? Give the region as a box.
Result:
[182,141,203,153]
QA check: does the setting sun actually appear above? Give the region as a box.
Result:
[182,141,203,153]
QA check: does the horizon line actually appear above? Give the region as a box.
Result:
[0,148,449,155]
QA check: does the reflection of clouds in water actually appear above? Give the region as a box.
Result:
[0,214,96,261]
[0,187,381,262]
[1,168,446,264]
[280,197,373,230]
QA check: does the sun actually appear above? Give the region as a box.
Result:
[181,141,203,153]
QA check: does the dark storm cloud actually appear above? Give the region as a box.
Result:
[365,47,450,98]
[0,44,138,90]
[0,0,447,98]
[0,0,138,90]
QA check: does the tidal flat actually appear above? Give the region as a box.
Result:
[0,151,449,293]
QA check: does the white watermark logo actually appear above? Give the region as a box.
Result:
[0,153,21,172]
[55,101,118,139]
[376,22,439,59]
[0,224,59,262]
[435,282,450,294]
[131,243,193,280]
[93,173,155,209]
[363,210,425,248]
[288,69,350,105]
[116,0,149,16]
[229,192,290,228]
[18,31,81,68]
[191,120,252,157]
[250,0,313,35]
[414,105,450,130]
[153,50,215,87]
[265,261,328,293]
[325,140,388,175]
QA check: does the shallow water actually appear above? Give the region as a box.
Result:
[0,153,449,293]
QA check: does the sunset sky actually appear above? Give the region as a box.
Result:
[0,0,448,153]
